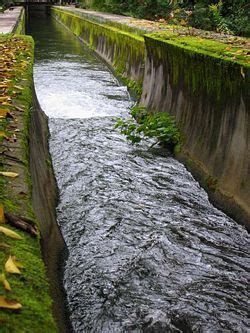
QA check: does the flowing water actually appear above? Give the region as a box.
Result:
[28,13,249,333]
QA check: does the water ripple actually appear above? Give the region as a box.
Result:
[50,117,249,333]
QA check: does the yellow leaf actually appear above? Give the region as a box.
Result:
[0,204,5,223]
[0,296,22,310]
[12,257,24,269]
[0,172,19,178]
[0,226,23,240]
[0,109,9,118]
[5,256,21,274]
[0,243,11,249]
[14,85,24,91]
[1,103,13,108]
[0,131,8,140]
[0,274,11,291]
[3,279,11,291]
[0,96,11,102]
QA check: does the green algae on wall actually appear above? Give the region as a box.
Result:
[13,7,25,35]
[141,33,249,227]
[51,7,145,97]
[62,9,147,36]
[143,33,249,102]
[0,35,57,333]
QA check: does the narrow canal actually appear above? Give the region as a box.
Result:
[27,12,249,333]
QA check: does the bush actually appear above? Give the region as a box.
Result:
[115,106,181,152]
[221,1,250,37]
[86,0,250,36]
[188,0,249,36]
[130,0,172,19]
[88,0,173,19]
[188,3,213,31]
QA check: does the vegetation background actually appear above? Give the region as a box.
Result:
[79,0,250,37]
[0,0,249,36]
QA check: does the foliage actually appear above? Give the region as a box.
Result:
[188,1,232,34]
[186,0,249,36]
[84,0,250,36]
[86,0,173,19]
[115,106,181,152]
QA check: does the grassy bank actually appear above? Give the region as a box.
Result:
[0,35,56,333]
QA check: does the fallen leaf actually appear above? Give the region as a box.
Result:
[0,172,19,178]
[14,105,24,112]
[0,204,5,223]
[0,96,11,102]
[0,274,11,291]
[14,85,24,91]
[0,226,23,240]
[0,109,9,118]
[0,296,22,310]
[0,242,11,249]
[0,109,13,119]
[0,131,9,140]
[1,103,13,108]
[5,256,21,274]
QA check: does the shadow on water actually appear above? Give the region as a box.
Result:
[28,11,249,333]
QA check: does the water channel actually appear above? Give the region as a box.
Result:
[27,12,249,333]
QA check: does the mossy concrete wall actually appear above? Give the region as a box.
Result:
[141,35,249,228]
[0,35,57,333]
[50,7,249,227]
[51,7,145,94]
[0,11,69,332]
[30,90,71,333]
[20,9,70,332]
[13,7,25,34]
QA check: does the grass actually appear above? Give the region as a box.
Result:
[146,31,250,67]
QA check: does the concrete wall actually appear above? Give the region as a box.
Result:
[141,36,249,228]
[30,92,71,332]
[51,7,145,94]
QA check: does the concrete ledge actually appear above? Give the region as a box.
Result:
[0,7,23,34]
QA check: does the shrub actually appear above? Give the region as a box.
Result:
[209,1,232,34]
[86,0,250,37]
[115,106,181,152]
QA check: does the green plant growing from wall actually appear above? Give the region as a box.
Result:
[115,106,181,153]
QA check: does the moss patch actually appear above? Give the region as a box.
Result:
[146,31,250,67]
[13,8,25,35]
[144,34,249,101]
[0,35,56,333]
